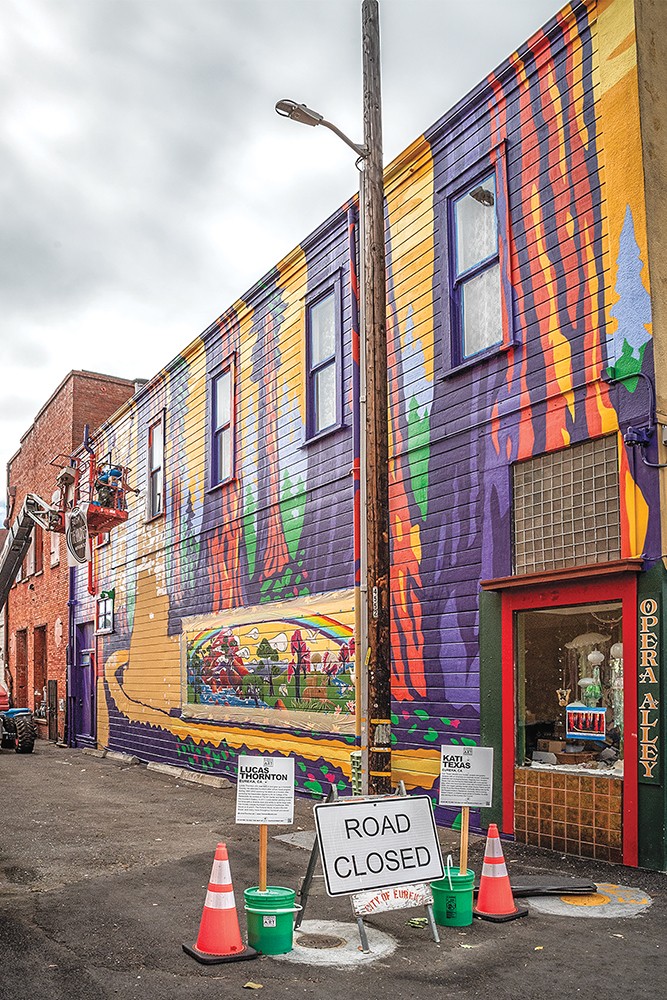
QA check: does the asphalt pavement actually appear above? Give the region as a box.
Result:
[1,741,664,1000]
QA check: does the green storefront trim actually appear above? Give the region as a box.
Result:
[480,570,667,871]
[637,562,666,871]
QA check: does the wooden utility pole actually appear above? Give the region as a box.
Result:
[362,0,391,796]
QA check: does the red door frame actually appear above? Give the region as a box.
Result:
[500,574,638,867]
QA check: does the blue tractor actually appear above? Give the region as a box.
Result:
[0,683,36,753]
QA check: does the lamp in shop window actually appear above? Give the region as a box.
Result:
[610,642,623,661]
[580,649,604,707]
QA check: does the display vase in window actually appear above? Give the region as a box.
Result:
[582,664,602,707]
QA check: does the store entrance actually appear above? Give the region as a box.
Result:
[500,574,638,867]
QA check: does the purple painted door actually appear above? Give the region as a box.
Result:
[71,623,96,747]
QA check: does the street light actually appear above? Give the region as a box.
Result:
[275,1,391,797]
[274,99,368,160]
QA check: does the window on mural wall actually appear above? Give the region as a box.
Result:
[452,174,502,359]
[96,592,114,635]
[307,281,340,438]
[147,415,164,519]
[212,367,233,485]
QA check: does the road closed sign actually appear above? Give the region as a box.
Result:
[314,795,444,896]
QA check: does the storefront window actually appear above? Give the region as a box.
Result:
[516,602,623,773]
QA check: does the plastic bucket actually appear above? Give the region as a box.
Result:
[244,886,299,955]
[431,868,475,927]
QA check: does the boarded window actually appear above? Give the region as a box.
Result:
[513,436,620,575]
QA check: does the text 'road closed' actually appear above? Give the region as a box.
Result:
[314,796,444,896]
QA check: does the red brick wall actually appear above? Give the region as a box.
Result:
[5,371,135,740]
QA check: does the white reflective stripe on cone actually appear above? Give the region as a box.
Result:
[205,889,236,910]
[481,861,509,879]
[210,860,232,885]
[484,838,504,859]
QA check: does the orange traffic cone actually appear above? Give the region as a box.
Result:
[473,824,528,922]
[183,843,257,964]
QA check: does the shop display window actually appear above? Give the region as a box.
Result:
[516,601,623,772]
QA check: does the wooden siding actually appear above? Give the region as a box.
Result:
[72,0,659,821]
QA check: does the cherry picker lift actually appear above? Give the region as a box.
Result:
[0,438,136,752]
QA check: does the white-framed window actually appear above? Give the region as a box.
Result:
[452,174,502,359]
[306,278,341,439]
[147,414,164,519]
[50,528,60,567]
[211,366,233,486]
[25,532,35,577]
[96,591,115,634]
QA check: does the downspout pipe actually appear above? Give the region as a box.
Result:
[66,566,76,746]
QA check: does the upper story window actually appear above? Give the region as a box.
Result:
[212,366,233,486]
[453,175,502,359]
[33,525,43,574]
[25,533,35,577]
[147,414,164,519]
[306,279,341,439]
[50,528,60,567]
[440,144,512,371]
[96,590,114,635]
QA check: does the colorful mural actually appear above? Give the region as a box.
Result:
[182,592,356,733]
[70,0,660,842]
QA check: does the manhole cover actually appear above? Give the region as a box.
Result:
[296,933,346,950]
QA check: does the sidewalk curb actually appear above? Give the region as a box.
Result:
[180,770,232,789]
[106,751,141,765]
[147,762,185,779]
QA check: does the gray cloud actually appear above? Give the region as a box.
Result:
[1,0,558,506]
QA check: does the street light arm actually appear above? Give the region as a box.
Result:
[275,99,367,159]
[319,119,368,159]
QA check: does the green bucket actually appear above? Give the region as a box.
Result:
[431,868,475,927]
[244,886,299,955]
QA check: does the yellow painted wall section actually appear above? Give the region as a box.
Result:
[596,0,652,556]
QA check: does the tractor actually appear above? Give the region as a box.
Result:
[0,681,37,753]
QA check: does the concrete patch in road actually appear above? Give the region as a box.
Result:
[527,883,652,918]
[271,918,397,967]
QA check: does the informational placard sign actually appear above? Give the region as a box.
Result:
[235,755,295,825]
[439,745,494,809]
[314,795,444,896]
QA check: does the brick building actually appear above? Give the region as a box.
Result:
[4,371,136,741]
[0,529,6,688]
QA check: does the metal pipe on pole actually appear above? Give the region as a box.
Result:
[361,0,392,796]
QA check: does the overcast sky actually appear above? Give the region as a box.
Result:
[2,0,559,520]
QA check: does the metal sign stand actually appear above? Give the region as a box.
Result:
[297,782,440,952]
[295,784,338,929]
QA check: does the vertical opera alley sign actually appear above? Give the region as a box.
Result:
[638,598,660,783]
